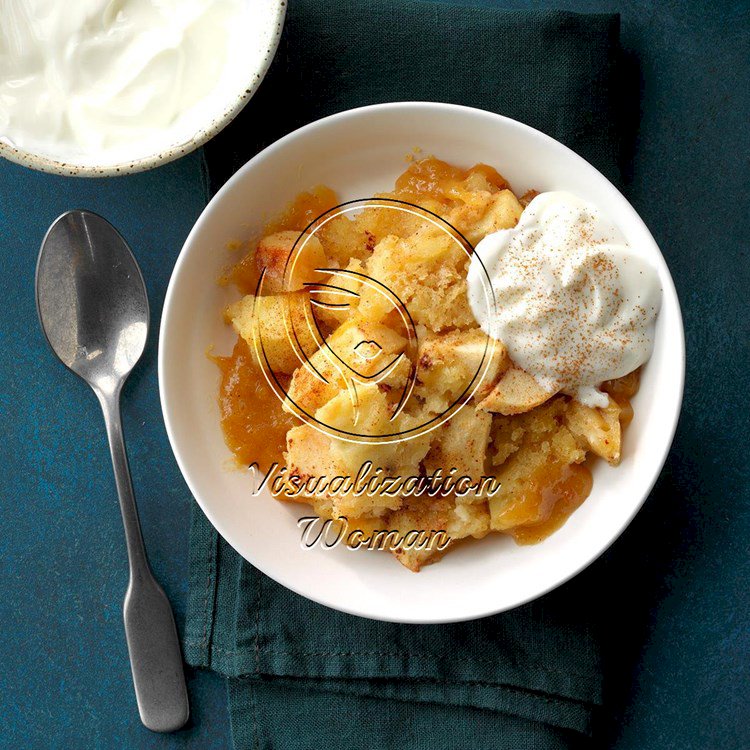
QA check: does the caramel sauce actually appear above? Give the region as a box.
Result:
[503,463,594,544]
[222,250,261,296]
[493,369,638,543]
[264,185,339,234]
[216,188,343,472]
[519,189,540,207]
[221,186,340,296]
[603,368,640,427]
[212,337,297,472]
[395,156,509,200]
[603,368,640,401]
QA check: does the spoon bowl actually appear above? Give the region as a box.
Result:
[36,211,149,392]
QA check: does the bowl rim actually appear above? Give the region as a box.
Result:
[0,0,286,178]
[159,101,686,623]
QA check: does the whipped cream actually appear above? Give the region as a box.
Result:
[467,191,662,407]
[0,0,247,163]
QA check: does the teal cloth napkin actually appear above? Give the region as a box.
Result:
[186,2,623,748]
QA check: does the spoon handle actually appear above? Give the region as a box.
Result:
[99,390,190,733]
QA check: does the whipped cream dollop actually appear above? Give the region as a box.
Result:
[467,191,662,407]
[0,0,246,163]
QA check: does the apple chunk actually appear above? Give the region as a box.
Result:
[478,367,554,415]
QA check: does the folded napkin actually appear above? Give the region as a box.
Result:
[186,2,623,748]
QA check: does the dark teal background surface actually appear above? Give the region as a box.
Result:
[0,1,747,749]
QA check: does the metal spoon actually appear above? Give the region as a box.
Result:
[36,210,189,733]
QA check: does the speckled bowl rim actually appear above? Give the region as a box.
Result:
[0,0,286,178]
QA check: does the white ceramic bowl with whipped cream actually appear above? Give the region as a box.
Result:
[0,0,286,176]
[160,102,685,623]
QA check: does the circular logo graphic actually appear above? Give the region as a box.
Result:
[250,198,497,444]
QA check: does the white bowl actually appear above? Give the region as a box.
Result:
[0,0,285,177]
[159,102,685,623]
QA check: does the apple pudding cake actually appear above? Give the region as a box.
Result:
[213,157,656,571]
